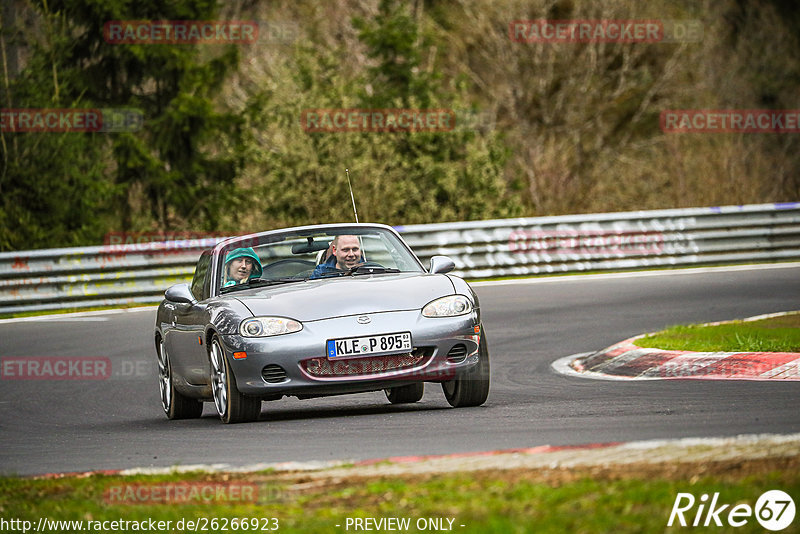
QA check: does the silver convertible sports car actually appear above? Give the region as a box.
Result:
[154,223,489,423]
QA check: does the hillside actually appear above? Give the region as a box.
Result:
[1,0,798,249]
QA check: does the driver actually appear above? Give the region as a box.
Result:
[223,247,263,287]
[310,235,363,279]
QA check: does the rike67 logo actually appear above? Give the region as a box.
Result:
[668,490,795,531]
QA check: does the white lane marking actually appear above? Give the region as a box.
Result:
[741,310,800,322]
[593,348,661,373]
[620,432,800,450]
[110,432,800,477]
[0,306,157,324]
[553,352,800,381]
[645,352,730,378]
[2,263,797,323]
[554,311,800,382]
[472,261,800,287]
[760,357,800,379]
[33,317,109,322]
[550,352,655,381]
[121,460,345,476]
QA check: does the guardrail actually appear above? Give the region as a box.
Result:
[1,202,798,314]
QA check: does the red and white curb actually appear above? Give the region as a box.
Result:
[32,433,800,479]
[554,313,800,381]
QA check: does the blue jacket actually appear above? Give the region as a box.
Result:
[309,255,341,279]
[309,254,367,279]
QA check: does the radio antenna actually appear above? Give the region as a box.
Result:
[345,168,359,223]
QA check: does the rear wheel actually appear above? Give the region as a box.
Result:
[157,338,203,419]
[209,336,261,423]
[385,382,424,404]
[442,327,490,408]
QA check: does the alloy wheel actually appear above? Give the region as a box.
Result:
[157,339,171,414]
[209,340,228,418]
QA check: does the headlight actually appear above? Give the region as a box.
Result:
[239,317,303,337]
[422,295,473,317]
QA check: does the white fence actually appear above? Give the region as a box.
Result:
[1,202,798,314]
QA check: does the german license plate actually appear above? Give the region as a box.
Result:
[327,332,412,359]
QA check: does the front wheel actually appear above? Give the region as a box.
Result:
[385,382,424,404]
[442,327,490,408]
[209,336,261,423]
[157,338,202,419]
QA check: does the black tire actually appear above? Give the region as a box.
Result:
[157,338,203,419]
[385,382,425,404]
[442,327,490,408]
[209,336,261,424]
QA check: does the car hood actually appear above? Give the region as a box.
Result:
[232,273,456,322]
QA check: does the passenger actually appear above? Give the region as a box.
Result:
[310,235,363,279]
[223,247,263,287]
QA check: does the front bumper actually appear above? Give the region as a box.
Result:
[218,309,480,398]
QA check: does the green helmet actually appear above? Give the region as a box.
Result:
[223,247,263,286]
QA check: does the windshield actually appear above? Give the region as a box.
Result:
[217,227,424,293]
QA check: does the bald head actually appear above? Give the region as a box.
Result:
[332,235,361,270]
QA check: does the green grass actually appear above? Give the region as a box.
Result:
[466,259,800,283]
[0,302,156,320]
[637,312,800,352]
[1,467,797,533]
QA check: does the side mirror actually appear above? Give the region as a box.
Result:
[165,283,196,304]
[429,255,455,274]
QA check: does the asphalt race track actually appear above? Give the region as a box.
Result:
[1,264,798,476]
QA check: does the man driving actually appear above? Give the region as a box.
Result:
[310,235,363,278]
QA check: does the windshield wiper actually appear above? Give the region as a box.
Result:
[315,271,347,279]
[313,264,401,279]
[347,264,401,276]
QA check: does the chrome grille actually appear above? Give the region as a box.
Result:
[302,348,432,378]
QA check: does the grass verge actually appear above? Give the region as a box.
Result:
[467,260,800,283]
[1,457,797,533]
[636,312,800,352]
[0,303,156,320]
